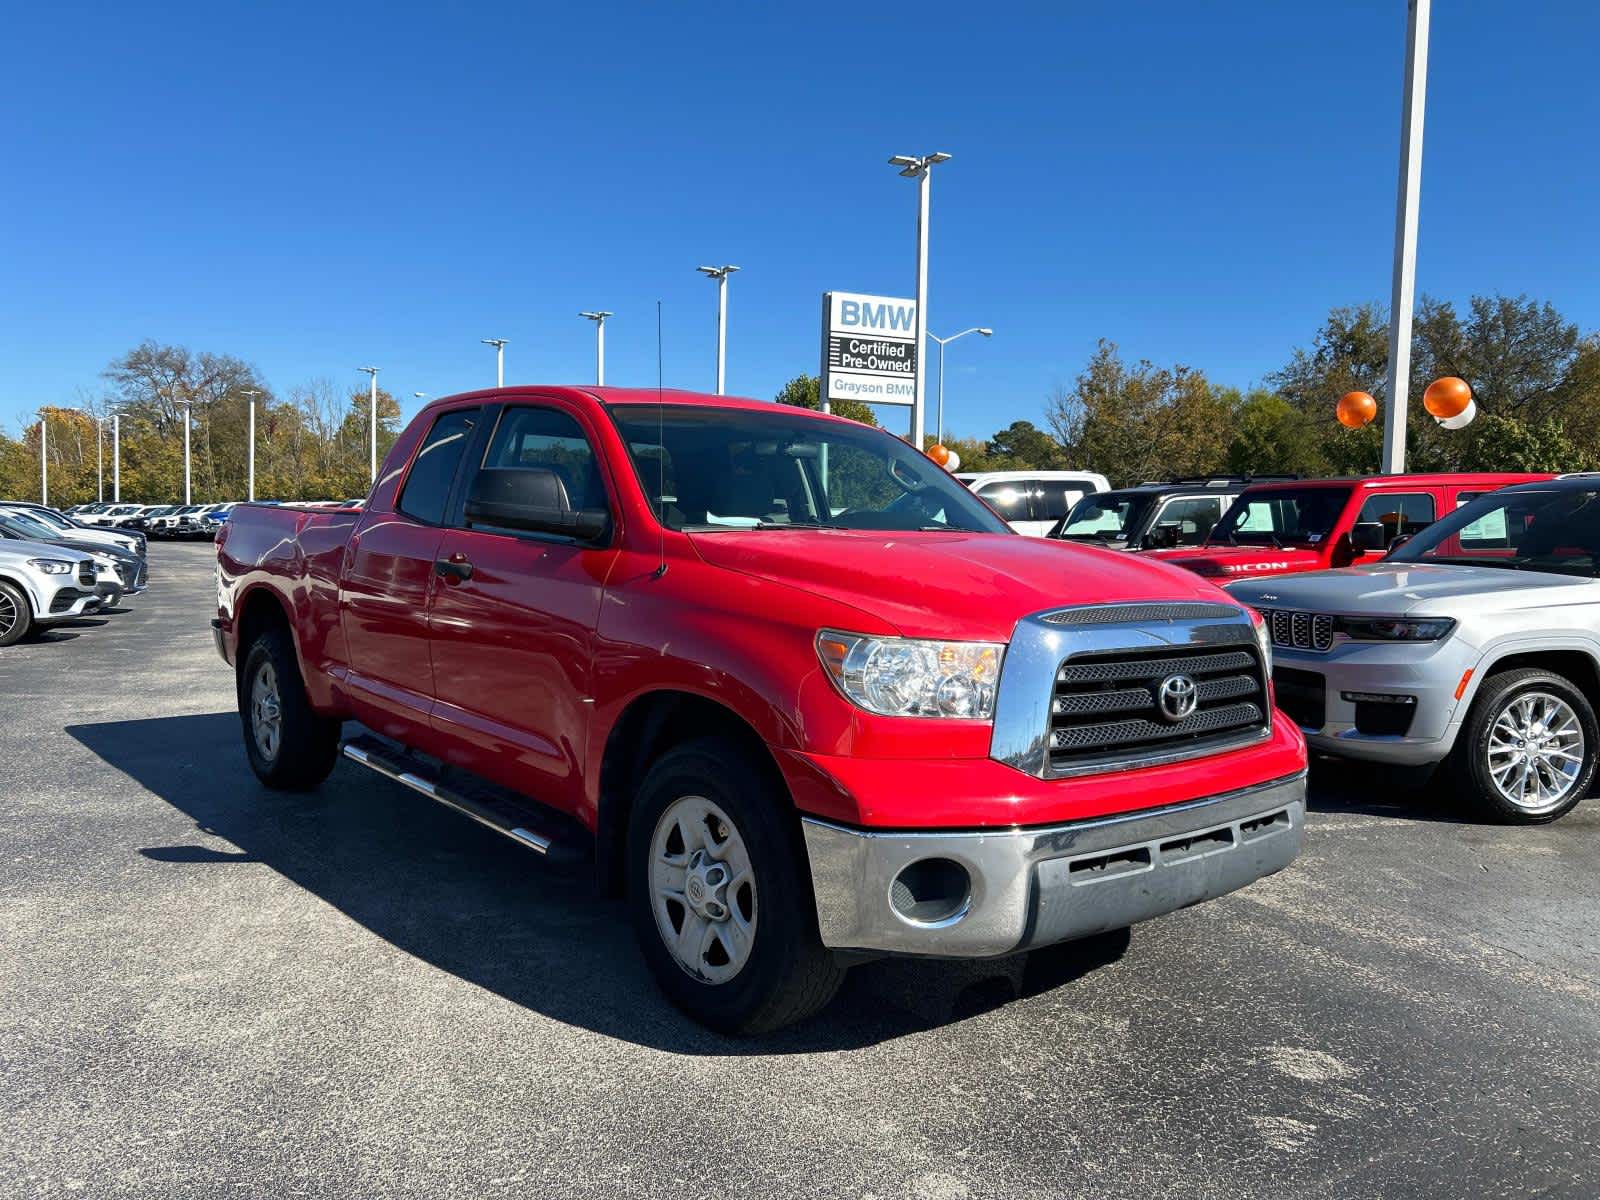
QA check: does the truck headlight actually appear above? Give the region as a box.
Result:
[1336,616,1455,642]
[27,558,74,575]
[817,630,1004,719]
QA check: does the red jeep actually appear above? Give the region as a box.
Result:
[1146,473,1552,582]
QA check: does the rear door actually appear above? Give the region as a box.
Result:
[339,405,480,742]
[426,399,621,814]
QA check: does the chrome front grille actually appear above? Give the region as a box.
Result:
[1048,644,1268,773]
[989,603,1272,779]
[1262,609,1335,652]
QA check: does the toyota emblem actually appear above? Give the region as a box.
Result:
[1157,674,1198,722]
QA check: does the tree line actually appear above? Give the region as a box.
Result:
[0,342,404,505]
[6,292,1596,506]
[924,293,1600,485]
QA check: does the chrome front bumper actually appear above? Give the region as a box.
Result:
[801,772,1305,957]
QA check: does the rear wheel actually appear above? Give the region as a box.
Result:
[627,737,845,1034]
[0,581,33,647]
[1453,668,1596,824]
[238,627,341,789]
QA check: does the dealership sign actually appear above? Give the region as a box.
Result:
[820,291,917,407]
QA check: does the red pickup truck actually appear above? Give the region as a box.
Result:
[1146,473,1550,582]
[213,387,1306,1032]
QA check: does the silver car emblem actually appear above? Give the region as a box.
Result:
[1157,674,1199,722]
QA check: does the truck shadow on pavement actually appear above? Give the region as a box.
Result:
[68,712,1128,1054]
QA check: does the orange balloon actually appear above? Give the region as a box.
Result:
[1423,376,1472,419]
[927,443,951,466]
[1336,391,1377,429]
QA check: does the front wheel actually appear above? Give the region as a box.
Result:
[626,738,845,1034]
[0,580,33,647]
[1453,668,1597,824]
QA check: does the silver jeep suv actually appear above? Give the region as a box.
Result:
[1230,477,1600,824]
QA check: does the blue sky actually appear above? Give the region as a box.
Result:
[3,1,1598,440]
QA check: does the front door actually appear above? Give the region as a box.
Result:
[427,401,620,815]
[339,405,480,743]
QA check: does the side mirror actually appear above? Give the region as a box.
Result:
[1351,522,1388,552]
[1144,523,1179,550]
[465,467,610,542]
[1387,533,1413,553]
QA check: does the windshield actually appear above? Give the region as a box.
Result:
[1211,487,1352,547]
[20,508,72,530]
[1388,487,1600,578]
[1055,491,1153,541]
[0,510,64,540]
[609,405,1010,534]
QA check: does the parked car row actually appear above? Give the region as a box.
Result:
[0,501,150,646]
[960,468,1593,825]
[64,498,364,541]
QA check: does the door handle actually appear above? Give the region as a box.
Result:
[434,558,473,581]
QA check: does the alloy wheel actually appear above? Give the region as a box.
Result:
[1485,690,1585,814]
[649,795,758,984]
[250,660,283,762]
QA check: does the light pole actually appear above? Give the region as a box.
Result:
[38,411,48,507]
[888,152,951,449]
[696,266,739,394]
[413,391,428,403]
[242,389,261,502]
[1382,0,1431,475]
[178,399,194,505]
[482,338,508,387]
[112,411,121,502]
[358,367,380,483]
[580,312,613,385]
[927,328,993,445]
[95,415,108,502]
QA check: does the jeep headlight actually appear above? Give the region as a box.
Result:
[1336,616,1455,642]
[27,558,74,575]
[817,630,1004,719]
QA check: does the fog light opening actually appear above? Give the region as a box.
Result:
[889,858,972,926]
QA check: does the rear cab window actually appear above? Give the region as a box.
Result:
[398,408,478,525]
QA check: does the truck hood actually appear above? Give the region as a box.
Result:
[1228,562,1598,616]
[1144,544,1324,580]
[687,529,1231,641]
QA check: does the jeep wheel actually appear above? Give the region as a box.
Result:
[627,737,845,1035]
[1455,668,1596,824]
[239,627,341,789]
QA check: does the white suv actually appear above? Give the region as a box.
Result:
[956,470,1110,537]
[0,542,102,646]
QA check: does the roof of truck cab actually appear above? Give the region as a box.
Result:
[420,385,866,424]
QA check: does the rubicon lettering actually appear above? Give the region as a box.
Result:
[821,290,918,407]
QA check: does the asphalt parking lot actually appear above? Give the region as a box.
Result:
[3,543,1598,1199]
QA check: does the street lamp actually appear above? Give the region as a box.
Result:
[1381,0,1431,474]
[927,327,993,444]
[579,311,613,385]
[413,391,428,402]
[38,410,49,507]
[242,388,261,502]
[112,410,122,502]
[695,266,740,394]
[94,414,111,502]
[357,367,380,483]
[177,398,195,505]
[482,338,508,388]
[888,151,952,449]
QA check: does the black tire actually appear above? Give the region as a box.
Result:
[238,626,341,789]
[1451,667,1597,825]
[626,737,845,1035]
[0,580,33,647]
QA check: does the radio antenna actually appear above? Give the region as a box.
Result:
[654,299,668,578]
